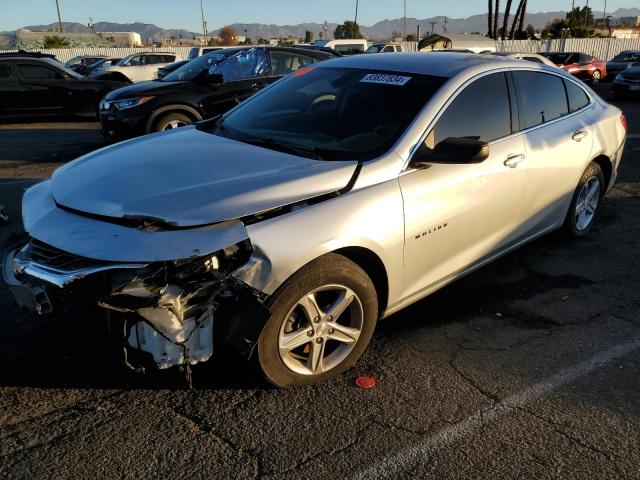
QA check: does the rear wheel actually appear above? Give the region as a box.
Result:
[563,162,605,238]
[154,112,192,132]
[591,69,602,84]
[257,253,378,388]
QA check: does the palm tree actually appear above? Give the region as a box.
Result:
[509,0,524,39]
[488,0,494,37]
[493,0,500,39]
[501,0,513,39]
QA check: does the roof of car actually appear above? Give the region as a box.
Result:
[316,52,523,77]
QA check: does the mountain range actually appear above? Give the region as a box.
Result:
[5,8,639,42]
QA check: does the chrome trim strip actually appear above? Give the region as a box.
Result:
[12,255,146,288]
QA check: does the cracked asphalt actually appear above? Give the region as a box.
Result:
[1,84,639,479]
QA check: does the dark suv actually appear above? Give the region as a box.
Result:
[100,46,332,139]
[0,52,122,120]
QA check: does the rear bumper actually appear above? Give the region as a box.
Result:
[613,82,640,96]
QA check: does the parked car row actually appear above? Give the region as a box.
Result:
[3,52,626,387]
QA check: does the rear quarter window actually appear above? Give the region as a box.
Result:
[513,71,569,129]
[564,79,590,112]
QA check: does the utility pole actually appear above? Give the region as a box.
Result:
[403,0,407,40]
[88,17,94,33]
[55,0,63,32]
[417,24,421,42]
[429,21,437,34]
[443,16,448,33]
[602,0,607,27]
[324,20,328,40]
[354,0,359,24]
[199,0,208,43]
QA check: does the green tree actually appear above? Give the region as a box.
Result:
[257,38,269,45]
[334,20,363,39]
[304,30,314,43]
[43,35,70,48]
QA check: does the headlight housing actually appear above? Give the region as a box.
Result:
[102,96,154,111]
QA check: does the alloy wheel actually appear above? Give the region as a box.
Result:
[162,120,189,130]
[575,175,601,231]
[278,284,364,376]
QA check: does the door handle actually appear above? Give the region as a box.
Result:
[572,130,588,142]
[504,154,525,168]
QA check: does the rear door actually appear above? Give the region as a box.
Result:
[15,62,69,114]
[512,71,593,234]
[400,72,528,298]
[0,61,22,116]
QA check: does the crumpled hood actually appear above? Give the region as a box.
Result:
[103,80,186,100]
[51,127,358,227]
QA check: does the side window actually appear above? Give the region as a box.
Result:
[579,54,593,63]
[382,46,395,53]
[564,79,590,112]
[513,71,569,129]
[334,44,365,54]
[17,64,64,80]
[523,56,543,63]
[211,48,270,82]
[0,63,15,80]
[270,51,315,75]
[162,55,176,63]
[127,55,144,66]
[565,53,578,64]
[426,72,512,147]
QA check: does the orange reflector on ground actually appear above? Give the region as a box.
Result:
[356,375,376,389]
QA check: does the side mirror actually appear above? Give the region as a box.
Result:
[411,137,490,167]
[207,72,224,84]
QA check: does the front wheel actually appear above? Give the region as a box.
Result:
[154,112,192,132]
[257,253,378,388]
[591,69,602,84]
[563,162,605,238]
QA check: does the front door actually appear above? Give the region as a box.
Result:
[400,72,527,300]
[0,62,22,116]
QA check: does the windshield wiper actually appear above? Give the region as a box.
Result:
[244,137,325,160]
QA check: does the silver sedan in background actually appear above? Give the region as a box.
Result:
[3,53,627,387]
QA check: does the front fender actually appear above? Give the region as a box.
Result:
[234,179,405,308]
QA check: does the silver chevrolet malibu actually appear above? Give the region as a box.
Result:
[3,53,627,387]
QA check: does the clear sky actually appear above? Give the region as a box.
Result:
[1,0,638,32]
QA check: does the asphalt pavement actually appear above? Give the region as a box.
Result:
[0,84,639,479]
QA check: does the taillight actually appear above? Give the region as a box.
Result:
[621,114,627,131]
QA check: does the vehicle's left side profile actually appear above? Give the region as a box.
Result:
[3,53,626,387]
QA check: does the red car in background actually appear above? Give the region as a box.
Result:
[540,52,607,83]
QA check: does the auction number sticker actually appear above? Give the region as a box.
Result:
[360,73,411,87]
[360,73,412,86]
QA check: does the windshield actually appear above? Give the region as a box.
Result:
[207,67,446,161]
[541,53,575,65]
[366,45,384,53]
[611,52,640,62]
[162,51,231,82]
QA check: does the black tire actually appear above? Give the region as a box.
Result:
[257,253,378,388]
[591,69,601,84]
[153,112,193,133]
[563,161,605,238]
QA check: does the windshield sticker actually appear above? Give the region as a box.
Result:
[360,73,412,86]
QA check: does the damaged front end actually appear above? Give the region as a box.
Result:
[3,234,269,374]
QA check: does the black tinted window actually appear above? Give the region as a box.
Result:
[430,73,512,145]
[0,63,15,79]
[17,64,63,80]
[514,71,568,129]
[564,79,590,112]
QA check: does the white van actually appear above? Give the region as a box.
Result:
[314,39,368,55]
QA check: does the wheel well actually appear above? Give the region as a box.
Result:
[592,155,612,190]
[334,246,389,315]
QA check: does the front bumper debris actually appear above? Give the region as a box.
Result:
[3,236,270,375]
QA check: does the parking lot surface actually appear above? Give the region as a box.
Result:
[1,85,639,479]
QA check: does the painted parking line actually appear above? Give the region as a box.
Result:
[354,335,640,480]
